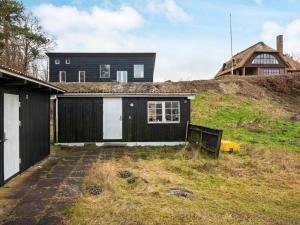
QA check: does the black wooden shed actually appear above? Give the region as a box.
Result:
[0,65,64,186]
[54,83,194,146]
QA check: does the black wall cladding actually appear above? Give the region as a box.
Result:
[47,53,156,83]
[0,86,50,185]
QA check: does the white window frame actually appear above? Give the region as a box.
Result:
[147,101,180,124]
[100,64,110,78]
[263,68,280,76]
[66,59,70,64]
[134,64,144,78]
[117,71,128,83]
[78,71,85,83]
[55,59,60,64]
[59,71,66,83]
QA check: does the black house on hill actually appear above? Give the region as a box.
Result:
[46,53,156,83]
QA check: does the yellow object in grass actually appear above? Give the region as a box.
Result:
[220,140,240,152]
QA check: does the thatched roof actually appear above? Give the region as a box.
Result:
[215,42,300,77]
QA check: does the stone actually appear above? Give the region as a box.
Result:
[86,185,102,196]
[118,171,132,179]
[169,188,193,197]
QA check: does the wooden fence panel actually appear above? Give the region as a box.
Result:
[188,124,223,158]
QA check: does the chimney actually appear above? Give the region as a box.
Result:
[276,35,283,55]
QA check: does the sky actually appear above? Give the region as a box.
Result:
[23,0,300,81]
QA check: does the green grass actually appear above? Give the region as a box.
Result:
[191,91,300,151]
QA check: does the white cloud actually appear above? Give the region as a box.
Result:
[261,20,300,58]
[34,4,219,81]
[35,4,144,33]
[147,0,191,22]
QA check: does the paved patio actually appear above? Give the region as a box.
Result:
[0,147,103,225]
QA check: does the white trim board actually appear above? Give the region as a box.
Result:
[57,93,195,98]
[55,142,186,147]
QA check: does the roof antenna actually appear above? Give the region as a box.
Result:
[230,13,234,75]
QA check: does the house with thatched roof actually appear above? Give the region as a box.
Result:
[215,35,300,78]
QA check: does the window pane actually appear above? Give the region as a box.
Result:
[165,102,172,108]
[134,65,144,78]
[172,102,179,108]
[252,54,279,64]
[156,103,162,108]
[166,109,172,114]
[80,72,85,82]
[156,115,162,122]
[165,114,172,121]
[172,114,179,121]
[172,108,179,114]
[60,71,66,82]
[263,68,280,76]
[149,115,156,122]
[100,65,110,78]
[149,103,155,109]
[156,108,162,114]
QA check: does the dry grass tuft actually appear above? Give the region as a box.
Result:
[84,161,117,192]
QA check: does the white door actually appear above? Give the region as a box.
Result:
[103,98,122,140]
[4,93,20,181]
[117,71,128,83]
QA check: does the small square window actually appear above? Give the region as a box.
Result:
[55,59,60,64]
[59,71,66,83]
[66,59,70,64]
[134,65,144,78]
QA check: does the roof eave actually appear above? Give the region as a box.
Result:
[0,67,65,93]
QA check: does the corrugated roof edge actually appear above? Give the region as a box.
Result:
[0,64,66,93]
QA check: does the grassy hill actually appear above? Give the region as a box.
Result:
[190,76,300,151]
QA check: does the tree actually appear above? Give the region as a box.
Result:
[0,0,55,79]
[0,0,24,67]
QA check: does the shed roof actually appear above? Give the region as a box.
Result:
[0,65,65,93]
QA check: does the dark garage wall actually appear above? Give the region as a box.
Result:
[57,97,103,143]
[0,86,50,185]
[123,97,190,142]
[56,97,190,143]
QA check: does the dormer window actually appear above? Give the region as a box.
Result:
[66,59,70,64]
[252,54,279,64]
[55,59,60,64]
